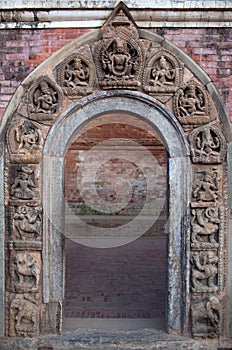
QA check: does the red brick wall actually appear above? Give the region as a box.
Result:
[0,27,232,122]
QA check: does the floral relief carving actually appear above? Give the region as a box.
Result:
[189,125,226,164]
[9,293,39,337]
[191,251,218,292]
[56,53,94,98]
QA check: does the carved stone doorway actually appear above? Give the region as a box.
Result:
[63,113,168,330]
[0,2,230,341]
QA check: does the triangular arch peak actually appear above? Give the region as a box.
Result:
[0,1,231,343]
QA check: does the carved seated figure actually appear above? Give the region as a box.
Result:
[64,57,89,88]
[150,56,175,87]
[11,165,38,200]
[179,83,206,118]
[13,206,42,240]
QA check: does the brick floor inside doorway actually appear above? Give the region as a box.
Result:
[64,225,167,329]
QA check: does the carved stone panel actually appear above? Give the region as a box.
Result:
[10,252,40,293]
[189,125,226,164]
[191,207,222,249]
[9,293,39,337]
[56,53,94,99]
[174,81,212,128]
[191,296,222,338]
[7,119,43,163]
[28,76,62,123]
[9,165,40,204]
[191,251,218,292]
[143,50,183,103]
[191,166,222,208]
[9,205,42,241]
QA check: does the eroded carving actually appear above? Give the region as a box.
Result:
[56,53,94,98]
[11,252,40,292]
[174,81,211,127]
[191,296,221,338]
[192,167,222,207]
[143,50,183,102]
[28,76,62,122]
[12,206,42,241]
[191,251,218,292]
[9,293,39,336]
[191,207,220,247]
[189,125,226,164]
[7,120,43,163]
[10,165,39,201]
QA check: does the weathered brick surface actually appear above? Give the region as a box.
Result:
[0,27,231,122]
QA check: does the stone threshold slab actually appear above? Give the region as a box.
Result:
[0,328,232,350]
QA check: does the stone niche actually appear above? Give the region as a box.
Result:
[0,1,230,343]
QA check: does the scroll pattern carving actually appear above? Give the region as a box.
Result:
[3,2,227,340]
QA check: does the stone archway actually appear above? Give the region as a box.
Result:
[0,2,230,340]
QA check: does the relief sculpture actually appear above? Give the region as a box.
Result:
[143,50,183,103]
[56,54,94,98]
[11,252,40,293]
[9,293,39,336]
[189,125,226,164]
[10,165,39,201]
[28,76,62,123]
[192,167,222,207]
[191,296,221,338]
[174,81,211,128]
[13,206,42,241]
[7,120,43,163]
[191,251,218,292]
[191,207,220,247]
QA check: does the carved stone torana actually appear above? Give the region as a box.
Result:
[10,165,39,202]
[191,251,218,292]
[191,166,222,208]
[191,207,221,247]
[189,125,226,164]
[174,81,211,128]
[9,293,39,337]
[28,76,62,123]
[56,53,94,98]
[10,252,40,293]
[93,6,146,90]
[7,119,43,163]
[191,296,221,338]
[143,50,183,103]
[12,205,42,241]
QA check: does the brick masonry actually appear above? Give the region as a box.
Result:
[0,28,232,122]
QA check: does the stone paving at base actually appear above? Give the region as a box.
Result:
[1,328,232,350]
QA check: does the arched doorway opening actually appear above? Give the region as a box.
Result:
[64,113,168,330]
